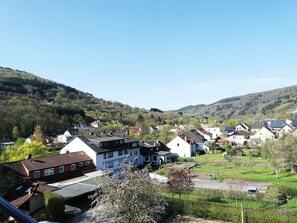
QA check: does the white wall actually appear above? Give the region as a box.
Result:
[60,137,97,167]
[167,136,191,157]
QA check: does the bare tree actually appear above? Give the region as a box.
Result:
[225,179,247,207]
[87,165,167,223]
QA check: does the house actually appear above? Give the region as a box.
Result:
[235,123,250,132]
[278,124,294,137]
[221,126,236,136]
[91,120,105,129]
[0,138,14,150]
[265,120,286,133]
[56,128,78,144]
[8,183,56,214]
[139,141,171,165]
[227,131,249,145]
[250,122,267,133]
[60,135,140,171]
[250,126,275,145]
[167,130,206,157]
[202,125,222,139]
[197,128,212,141]
[1,152,96,182]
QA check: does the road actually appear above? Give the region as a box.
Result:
[149,173,270,193]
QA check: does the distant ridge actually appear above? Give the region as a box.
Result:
[173,85,297,121]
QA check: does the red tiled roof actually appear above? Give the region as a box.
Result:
[2,151,93,176]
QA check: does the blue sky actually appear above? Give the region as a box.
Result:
[1,0,297,110]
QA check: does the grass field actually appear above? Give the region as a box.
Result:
[157,151,297,212]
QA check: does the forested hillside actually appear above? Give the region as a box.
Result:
[0,67,149,138]
[175,85,297,121]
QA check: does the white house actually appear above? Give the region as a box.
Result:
[227,131,249,145]
[235,123,250,132]
[250,126,275,145]
[167,130,205,157]
[60,135,140,171]
[278,124,294,137]
[201,125,222,139]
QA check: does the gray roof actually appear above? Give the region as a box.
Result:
[251,122,265,129]
[183,130,206,144]
[77,135,139,154]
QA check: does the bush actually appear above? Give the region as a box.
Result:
[44,192,65,221]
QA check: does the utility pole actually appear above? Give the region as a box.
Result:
[241,203,244,223]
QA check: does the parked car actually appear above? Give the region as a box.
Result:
[247,187,259,197]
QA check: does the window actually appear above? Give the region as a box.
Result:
[152,156,158,162]
[103,153,107,159]
[134,150,138,155]
[145,156,150,161]
[79,162,83,167]
[108,152,113,158]
[107,161,114,168]
[132,142,138,147]
[118,150,123,156]
[124,149,129,155]
[44,168,54,176]
[71,164,76,171]
[85,161,90,166]
[59,166,64,173]
[34,171,40,179]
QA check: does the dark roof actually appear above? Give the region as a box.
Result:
[292,119,297,128]
[2,151,93,173]
[76,135,139,154]
[179,130,206,144]
[139,141,170,156]
[266,120,286,129]
[221,126,236,133]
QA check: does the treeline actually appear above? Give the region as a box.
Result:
[0,96,90,138]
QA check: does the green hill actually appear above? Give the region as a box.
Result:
[174,85,297,121]
[0,67,145,138]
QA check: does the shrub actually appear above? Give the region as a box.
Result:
[43,192,65,221]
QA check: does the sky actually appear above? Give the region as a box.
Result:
[1,0,297,110]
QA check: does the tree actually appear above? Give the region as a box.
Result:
[31,124,45,143]
[261,139,285,178]
[225,179,247,207]
[280,134,297,173]
[167,168,194,201]
[87,165,167,223]
[0,141,48,162]
[12,126,19,140]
